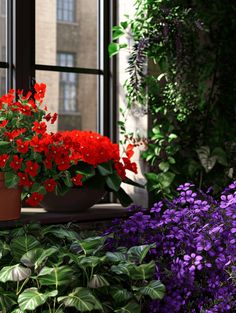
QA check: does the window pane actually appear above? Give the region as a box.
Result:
[36,0,98,68]
[0,68,6,95]
[0,0,6,61]
[36,71,97,132]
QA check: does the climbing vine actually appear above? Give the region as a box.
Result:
[110,0,236,198]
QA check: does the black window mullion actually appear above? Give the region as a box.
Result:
[14,0,35,91]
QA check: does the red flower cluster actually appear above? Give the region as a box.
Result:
[0,83,138,208]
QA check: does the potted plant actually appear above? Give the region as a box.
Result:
[0,84,140,218]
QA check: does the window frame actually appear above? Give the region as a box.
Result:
[0,0,118,141]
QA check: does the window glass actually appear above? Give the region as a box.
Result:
[0,68,6,95]
[36,0,98,68]
[36,71,97,132]
[0,0,6,62]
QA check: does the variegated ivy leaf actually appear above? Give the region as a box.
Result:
[196,146,217,173]
[0,264,31,282]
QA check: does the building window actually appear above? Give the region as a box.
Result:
[0,76,5,95]
[57,52,77,112]
[57,0,75,23]
[0,0,6,16]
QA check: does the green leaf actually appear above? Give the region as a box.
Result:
[78,256,104,268]
[137,280,165,300]
[0,264,31,282]
[38,265,73,287]
[127,261,156,280]
[196,146,217,173]
[110,287,133,304]
[111,263,130,276]
[120,21,128,29]
[61,171,73,188]
[58,287,103,312]
[75,236,106,255]
[4,172,19,188]
[87,274,110,288]
[109,43,121,57]
[106,251,127,263]
[18,288,57,311]
[167,156,176,164]
[10,235,41,261]
[127,244,155,263]
[168,133,178,141]
[123,177,145,188]
[159,162,170,173]
[158,172,175,188]
[105,172,122,191]
[114,187,133,207]
[144,172,159,182]
[113,29,125,40]
[75,162,95,176]
[21,247,58,269]
[114,300,141,313]
[30,183,46,195]
[20,248,44,268]
[0,290,17,311]
[42,225,80,241]
[212,147,228,166]
[0,141,11,153]
[97,161,113,176]
[108,43,127,57]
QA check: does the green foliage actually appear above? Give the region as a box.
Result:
[110,0,236,198]
[0,223,165,312]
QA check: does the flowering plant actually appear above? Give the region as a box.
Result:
[106,183,236,312]
[0,84,139,207]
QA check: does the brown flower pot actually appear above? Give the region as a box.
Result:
[0,173,21,221]
[41,187,106,212]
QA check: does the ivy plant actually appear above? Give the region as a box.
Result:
[0,223,165,312]
[110,0,236,198]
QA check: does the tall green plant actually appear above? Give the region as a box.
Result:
[110,0,236,198]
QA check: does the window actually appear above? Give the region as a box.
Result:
[57,52,77,113]
[2,0,116,138]
[57,0,75,23]
[0,0,5,16]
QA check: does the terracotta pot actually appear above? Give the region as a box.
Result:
[41,187,106,213]
[0,173,21,221]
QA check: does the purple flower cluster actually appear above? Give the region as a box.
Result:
[107,182,236,312]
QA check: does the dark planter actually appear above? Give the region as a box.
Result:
[41,187,106,212]
[0,173,21,221]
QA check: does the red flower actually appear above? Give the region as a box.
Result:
[18,172,31,187]
[44,178,57,192]
[10,155,23,171]
[0,120,8,127]
[25,160,39,177]
[44,156,53,169]
[32,121,47,134]
[51,113,58,124]
[26,192,44,207]
[125,144,135,159]
[56,158,71,171]
[30,136,44,152]
[4,128,27,141]
[16,139,29,154]
[34,83,46,101]
[44,113,51,122]
[0,154,9,168]
[17,103,32,116]
[122,157,138,174]
[72,173,83,186]
[114,162,126,180]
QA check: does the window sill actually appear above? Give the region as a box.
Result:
[0,204,129,228]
